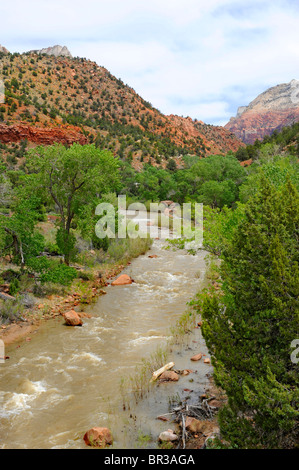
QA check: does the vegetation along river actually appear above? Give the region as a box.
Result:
[0,224,212,449]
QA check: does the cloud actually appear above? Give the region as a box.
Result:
[1,0,299,125]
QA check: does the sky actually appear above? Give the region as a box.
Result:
[1,0,299,125]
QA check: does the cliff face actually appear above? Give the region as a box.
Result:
[0,123,87,145]
[168,115,244,154]
[225,80,299,144]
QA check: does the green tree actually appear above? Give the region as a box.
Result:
[26,143,120,265]
[196,179,299,448]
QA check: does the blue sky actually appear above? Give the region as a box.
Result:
[1,0,299,125]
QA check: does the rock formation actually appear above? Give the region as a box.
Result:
[29,45,72,58]
[225,80,299,144]
[0,123,87,146]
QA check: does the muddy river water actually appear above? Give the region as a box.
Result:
[0,221,211,449]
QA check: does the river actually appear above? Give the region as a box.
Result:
[0,223,211,449]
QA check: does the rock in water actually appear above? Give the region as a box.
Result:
[191,353,202,361]
[83,427,113,448]
[64,310,83,326]
[159,371,179,382]
[159,430,178,442]
[111,274,133,286]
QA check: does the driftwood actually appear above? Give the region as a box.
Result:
[151,362,175,382]
[170,400,215,449]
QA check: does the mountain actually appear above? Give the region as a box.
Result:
[0,50,243,169]
[225,80,299,144]
[28,45,73,58]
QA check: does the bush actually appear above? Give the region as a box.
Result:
[40,264,78,285]
[0,299,24,324]
[8,278,20,295]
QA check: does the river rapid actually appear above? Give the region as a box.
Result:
[0,224,211,448]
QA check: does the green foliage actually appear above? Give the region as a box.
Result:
[26,143,120,264]
[0,298,24,324]
[239,155,299,203]
[0,195,45,266]
[195,179,299,448]
[8,277,20,295]
[40,264,78,285]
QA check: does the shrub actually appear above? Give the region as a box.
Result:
[40,264,78,285]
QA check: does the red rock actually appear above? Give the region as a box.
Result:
[148,255,158,258]
[159,371,179,382]
[83,427,113,448]
[64,310,83,326]
[0,123,87,146]
[204,358,211,364]
[185,417,206,434]
[111,274,133,286]
[157,416,169,422]
[191,353,202,362]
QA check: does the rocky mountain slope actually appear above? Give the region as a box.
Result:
[0,47,243,169]
[225,80,299,144]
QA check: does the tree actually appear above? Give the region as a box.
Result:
[0,197,45,268]
[196,179,299,448]
[26,143,120,265]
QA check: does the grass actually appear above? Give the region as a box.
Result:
[120,303,201,409]
[135,431,152,448]
[0,298,25,325]
[120,346,169,410]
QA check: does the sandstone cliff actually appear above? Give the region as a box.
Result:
[225,80,299,144]
[0,123,87,146]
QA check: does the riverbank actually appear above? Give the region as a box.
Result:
[0,237,153,348]
[116,253,226,450]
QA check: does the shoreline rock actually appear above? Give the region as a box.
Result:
[83,427,113,448]
[64,310,83,326]
[111,274,134,286]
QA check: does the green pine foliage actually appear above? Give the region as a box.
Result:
[195,179,299,448]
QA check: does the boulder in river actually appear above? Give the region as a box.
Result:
[111,274,134,286]
[83,427,113,448]
[159,371,179,382]
[64,310,83,326]
[191,353,202,362]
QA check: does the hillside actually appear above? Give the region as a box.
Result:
[225,80,299,144]
[0,47,243,169]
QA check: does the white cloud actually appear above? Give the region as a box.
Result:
[1,0,299,124]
